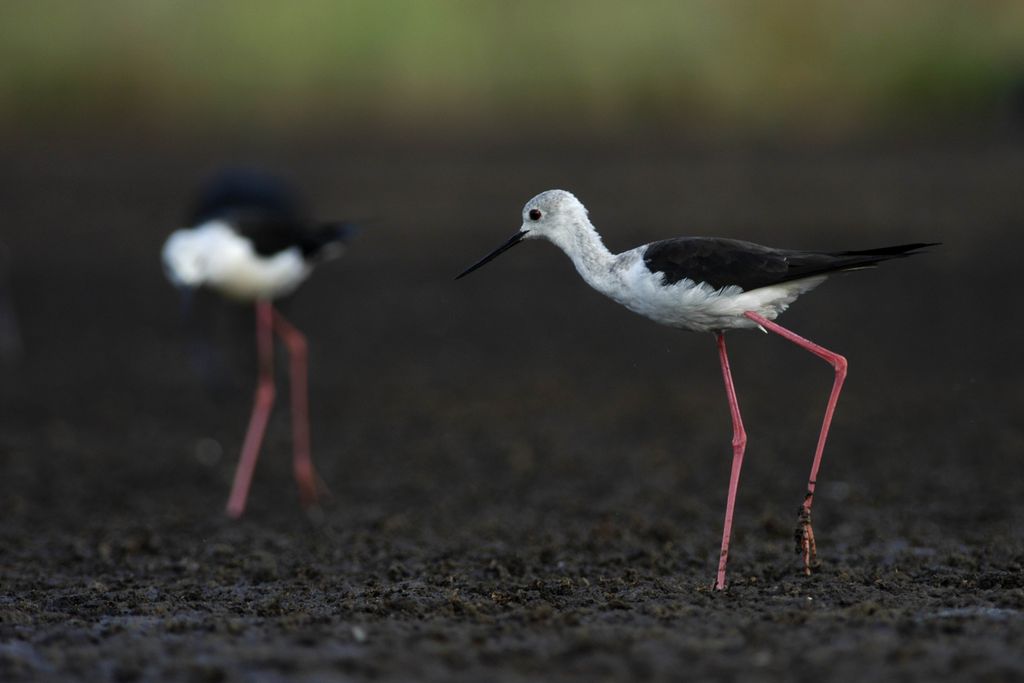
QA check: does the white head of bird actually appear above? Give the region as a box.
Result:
[456,190,612,282]
[520,190,593,246]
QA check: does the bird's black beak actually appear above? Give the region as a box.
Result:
[455,230,528,280]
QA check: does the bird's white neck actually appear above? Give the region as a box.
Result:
[546,218,620,294]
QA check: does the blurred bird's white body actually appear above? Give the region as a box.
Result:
[161,221,310,301]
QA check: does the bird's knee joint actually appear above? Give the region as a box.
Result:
[833,354,848,374]
[283,332,307,355]
[732,434,747,450]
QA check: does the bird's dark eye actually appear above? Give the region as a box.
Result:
[529,209,542,221]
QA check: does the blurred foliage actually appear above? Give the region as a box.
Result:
[1,0,1023,134]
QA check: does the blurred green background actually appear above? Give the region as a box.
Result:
[2,0,1023,137]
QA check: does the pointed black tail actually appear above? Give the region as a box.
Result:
[838,242,940,259]
[830,242,940,271]
[301,221,360,258]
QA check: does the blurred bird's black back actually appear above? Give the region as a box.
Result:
[188,168,306,225]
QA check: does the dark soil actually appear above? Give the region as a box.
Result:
[1,132,1023,682]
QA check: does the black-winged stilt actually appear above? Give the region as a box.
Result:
[162,169,356,518]
[457,189,936,590]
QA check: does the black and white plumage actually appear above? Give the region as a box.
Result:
[458,191,932,334]
[458,189,937,590]
[162,169,355,518]
[163,169,356,301]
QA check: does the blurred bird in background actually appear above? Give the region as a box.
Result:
[162,169,357,518]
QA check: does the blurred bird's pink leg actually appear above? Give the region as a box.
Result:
[271,308,319,507]
[714,332,747,590]
[744,311,847,575]
[226,300,275,519]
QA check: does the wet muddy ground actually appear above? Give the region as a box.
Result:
[1,133,1022,681]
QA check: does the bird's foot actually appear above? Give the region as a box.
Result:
[294,460,321,507]
[297,469,332,525]
[295,459,334,507]
[297,474,326,526]
[794,505,820,575]
[314,470,334,501]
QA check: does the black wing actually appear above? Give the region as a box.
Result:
[234,218,358,258]
[188,169,355,258]
[642,237,937,291]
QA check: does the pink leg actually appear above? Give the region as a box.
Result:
[714,332,748,590]
[226,300,276,519]
[271,308,320,507]
[744,311,847,574]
